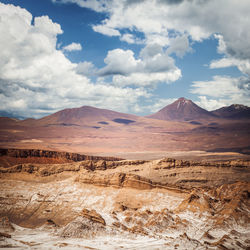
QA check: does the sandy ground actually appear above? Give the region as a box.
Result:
[93,150,250,161]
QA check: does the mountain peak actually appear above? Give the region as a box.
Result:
[177,97,190,101]
[176,97,192,107]
[147,98,215,121]
[230,104,248,110]
[212,103,250,119]
[38,104,137,126]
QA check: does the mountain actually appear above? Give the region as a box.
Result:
[36,106,139,126]
[211,104,250,119]
[147,97,216,121]
[0,117,19,126]
[0,101,250,155]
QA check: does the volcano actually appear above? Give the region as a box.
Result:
[147,97,216,121]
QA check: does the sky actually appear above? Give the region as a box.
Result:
[0,0,249,118]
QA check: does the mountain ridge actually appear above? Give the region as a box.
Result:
[0,98,249,122]
[211,104,250,119]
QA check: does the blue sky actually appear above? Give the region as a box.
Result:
[0,0,249,118]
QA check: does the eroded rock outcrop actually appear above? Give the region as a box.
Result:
[76,172,155,190]
[0,217,15,233]
[60,209,106,238]
[80,209,106,226]
[176,182,250,227]
[1,156,250,190]
[0,148,122,163]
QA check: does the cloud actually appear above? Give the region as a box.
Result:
[98,47,181,86]
[92,24,120,37]
[120,33,144,44]
[167,34,193,58]
[191,76,241,98]
[99,49,139,76]
[132,97,177,114]
[61,0,250,73]
[0,3,146,118]
[190,75,250,110]
[112,71,181,87]
[63,42,82,52]
[75,61,97,76]
[54,0,250,105]
[52,0,111,12]
[194,96,228,111]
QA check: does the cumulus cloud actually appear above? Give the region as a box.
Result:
[63,42,82,52]
[54,0,250,107]
[98,47,181,86]
[167,34,193,58]
[68,1,250,71]
[76,61,97,76]
[99,49,140,76]
[0,3,146,118]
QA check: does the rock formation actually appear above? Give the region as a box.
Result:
[0,149,249,249]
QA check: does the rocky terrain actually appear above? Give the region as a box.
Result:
[0,148,122,168]
[0,150,249,249]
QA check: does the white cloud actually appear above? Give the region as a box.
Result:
[191,76,250,110]
[76,61,96,76]
[98,49,140,76]
[92,24,120,37]
[210,34,250,81]
[52,0,111,13]
[63,0,250,73]
[112,70,181,87]
[132,97,177,114]
[53,0,250,108]
[147,98,177,113]
[120,33,134,44]
[0,3,146,118]
[210,55,250,77]
[98,47,181,87]
[120,33,144,44]
[194,96,227,111]
[210,58,238,69]
[63,42,82,52]
[191,76,241,98]
[167,34,192,58]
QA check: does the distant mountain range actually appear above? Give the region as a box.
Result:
[0,97,250,123]
[0,97,249,155]
[148,97,250,121]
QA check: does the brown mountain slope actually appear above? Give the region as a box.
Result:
[35,106,139,126]
[211,104,250,119]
